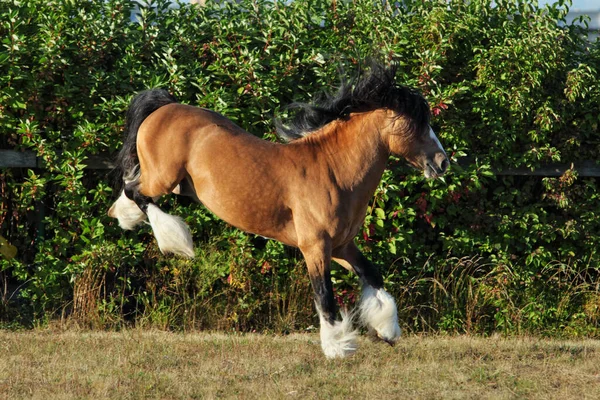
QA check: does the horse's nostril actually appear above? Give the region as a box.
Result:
[440,158,449,172]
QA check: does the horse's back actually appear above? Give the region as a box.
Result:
[137,103,252,151]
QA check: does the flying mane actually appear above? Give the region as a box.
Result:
[276,62,431,142]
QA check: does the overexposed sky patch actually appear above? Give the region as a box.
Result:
[540,0,600,10]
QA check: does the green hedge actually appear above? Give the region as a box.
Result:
[1,0,599,335]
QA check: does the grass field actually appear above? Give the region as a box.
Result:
[1,330,599,399]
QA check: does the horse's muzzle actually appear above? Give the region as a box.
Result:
[424,152,449,179]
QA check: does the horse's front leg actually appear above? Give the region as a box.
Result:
[300,239,358,359]
[333,242,401,345]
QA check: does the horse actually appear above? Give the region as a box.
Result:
[108,63,449,358]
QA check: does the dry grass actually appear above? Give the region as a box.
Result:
[1,330,599,399]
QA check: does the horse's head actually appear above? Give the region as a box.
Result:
[379,81,448,180]
[388,122,449,179]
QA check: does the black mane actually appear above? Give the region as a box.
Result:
[276,62,431,141]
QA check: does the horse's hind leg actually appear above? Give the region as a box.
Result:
[108,170,147,230]
[301,238,358,358]
[333,242,401,345]
[123,151,195,258]
[108,189,147,230]
[127,182,194,258]
[108,183,194,260]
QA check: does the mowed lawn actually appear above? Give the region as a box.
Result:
[1,330,599,399]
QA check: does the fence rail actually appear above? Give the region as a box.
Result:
[1,149,599,177]
[0,150,114,170]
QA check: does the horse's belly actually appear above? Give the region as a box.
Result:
[195,188,298,247]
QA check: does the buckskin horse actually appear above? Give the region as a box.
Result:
[108,63,449,358]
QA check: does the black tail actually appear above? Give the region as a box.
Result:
[114,89,178,185]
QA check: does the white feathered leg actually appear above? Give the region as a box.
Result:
[108,190,147,230]
[318,308,358,359]
[359,285,401,344]
[146,204,194,258]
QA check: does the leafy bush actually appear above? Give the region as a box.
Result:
[1,0,599,335]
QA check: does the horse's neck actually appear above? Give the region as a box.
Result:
[305,110,390,192]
